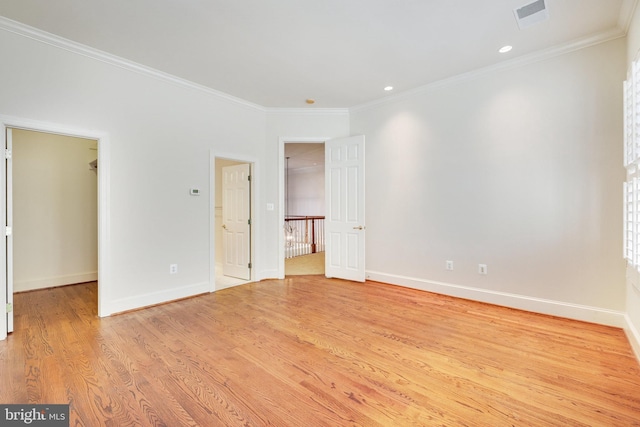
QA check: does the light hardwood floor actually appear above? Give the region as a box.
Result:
[1,278,639,426]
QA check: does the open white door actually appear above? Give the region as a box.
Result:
[5,128,13,332]
[222,164,251,280]
[325,135,365,282]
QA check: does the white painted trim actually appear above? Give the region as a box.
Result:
[15,272,98,292]
[351,28,627,113]
[366,271,627,328]
[1,15,625,116]
[267,108,350,115]
[260,268,280,280]
[107,281,210,315]
[209,152,216,293]
[624,314,640,363]
[0,128,6,340]
[0,115,111,327]
[97,131,111,318]
[0,14,628,116]
[0,16,265,112]
[278,137,332,279]
[626,281,640,363]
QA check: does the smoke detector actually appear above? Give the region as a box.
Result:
[514,0,548,29]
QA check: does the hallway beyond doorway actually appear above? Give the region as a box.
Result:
[285,252,324,275]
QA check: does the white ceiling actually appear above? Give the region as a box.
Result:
[285,143,325,171]
[0,0,634,108]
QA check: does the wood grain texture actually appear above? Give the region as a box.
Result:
[1,278,639,426]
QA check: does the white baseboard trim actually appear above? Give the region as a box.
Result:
[624,314,640,362]
[258,268,280,281]
[105,281,210,315]
[15,272,98,292]
[366,271,627,328]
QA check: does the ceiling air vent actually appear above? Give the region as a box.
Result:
[514,0,548,29]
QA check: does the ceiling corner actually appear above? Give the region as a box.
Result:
[619,0,640,33]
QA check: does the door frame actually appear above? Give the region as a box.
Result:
[278,137,330,279]
[210,151,257,290]
[0,115,110,340]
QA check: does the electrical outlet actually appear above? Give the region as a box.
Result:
[170,264,178,274]
[446,260,454,271]
[478,264,487,275]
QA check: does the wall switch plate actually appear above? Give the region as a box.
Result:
[170,264,178,274]
[478,264,487,275]
[446,260,454,270]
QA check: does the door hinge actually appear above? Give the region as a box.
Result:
[5,149,11,160]
[6,303,13,313]
[248,263,252,269]
[248,219,251,225]
[248,175,251,181]
[5,226,12,236]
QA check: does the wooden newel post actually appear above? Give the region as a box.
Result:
[311,217,317,253]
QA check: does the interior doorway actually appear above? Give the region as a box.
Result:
[278,135,366,282]
[213,157,253,290]
[1,117,109,341]
[7,128,99,333]
[283,142,326,276]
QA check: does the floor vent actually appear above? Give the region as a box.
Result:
[514,0,548,29]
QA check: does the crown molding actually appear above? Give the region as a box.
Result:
[0,14,629,115]
[350,27,627,113]
[266,108,349,115]
[0,16,266,112]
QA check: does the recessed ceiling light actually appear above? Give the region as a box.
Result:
[384,86,394,91]
[499,45,513,53]
[305,98,315,104]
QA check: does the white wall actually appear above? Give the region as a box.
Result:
[1,14,631,347]
[0,22,353,322]
[351,38,627,326]
[626,4,640,359]
[287,165,324,216]
[12,129,98,291]
[265,110,350,278]
[0,25,267,316]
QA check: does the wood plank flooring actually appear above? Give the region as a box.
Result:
[1,277,639,426]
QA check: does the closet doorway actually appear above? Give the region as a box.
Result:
[6,128,99,333]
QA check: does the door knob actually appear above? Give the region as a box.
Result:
[353,225,365,230]
[222,224,228,230]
